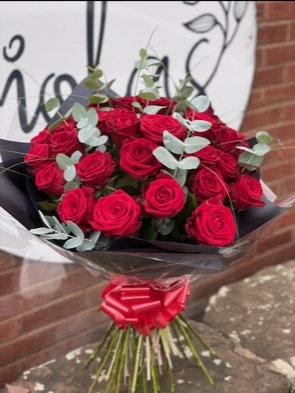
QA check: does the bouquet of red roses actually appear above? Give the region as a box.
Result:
[0,48,292,393]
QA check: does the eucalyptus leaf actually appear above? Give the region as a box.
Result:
[190,120,212,132]
[132,101,143,111]
[157,217,175,236]
[143,105,165,115]
[238,151,264,170]
[64,180,80,191]
[84,79,101,91]
[87,108,99,127]
[139,48,147,59]
[88,94,109,104]
[64,165,76,182]
[177,85,194,99]
[63,236,84,249]
[163,131,185,154]
[173,112,191,128]
[183,136,211,154]
[78,126,99,143]
[190,95,210,113]
[71,150,83,163]
[66,221,85,238]
[178,156,200,170]
[91,68,104,79]
[237,143,271,157]
[141,74,155,87]
[88,134,108,147]
[56,153,73,170]
[38,210,53,229]
[77,231,101,251]
[77,117,89,129]
[52,216,68,233]
[253,143,271,156]
[30,227,53,235]
[153,146,178,169]
[42,232,69,240]
[256,131,273,144]
[139,89,159,101]
[77,239,96,252]
[174,168,188,188]
[72,102,88,122]
[134,59,147,70]
[45,97,60,112]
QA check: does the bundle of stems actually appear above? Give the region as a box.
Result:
[84,314,216,393]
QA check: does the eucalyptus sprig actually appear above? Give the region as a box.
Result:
[30,210,102,251]
[238,130,273,171]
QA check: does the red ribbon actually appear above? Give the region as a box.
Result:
[100,276,190,336]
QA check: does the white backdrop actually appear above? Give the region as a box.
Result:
[0,1,257,142]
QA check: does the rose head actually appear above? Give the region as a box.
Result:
[185,197,237,247]
[76,150,116,189]
[91,189,141,237]
[57,186,96,233]
[119,137,163,181]
[143,173,186,219]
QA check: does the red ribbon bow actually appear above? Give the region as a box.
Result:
[100,276,190,336]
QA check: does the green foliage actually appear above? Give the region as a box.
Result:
[30,210,102,251]
[45,97,60,112]
[238,131,273,171]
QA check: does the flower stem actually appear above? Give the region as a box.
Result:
[131,334,143,393]
[85,314,216,393]
[84,321,116,369]
[174,316,214,386]
[178,314,216,355]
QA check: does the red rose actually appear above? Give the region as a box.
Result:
[91,190,141,237]
[140,114,186,143]
[216,151,241,181]
[119,138,162,180]
[229,174,265,210]
[24,143,53,175]
[189,167,228,203]
[192,145,219,167]
[35,162,65,197]
[76,150,115,189]
[30,128,50,145]
[184,105,219,122]
[217,125,249,156]
[49,122,84,156]
[185,197,236,246]
[57,186,96,233]
[104,108,140,146]
[108,96,143,113]
[143,173,185,218]
[92,108,115,134]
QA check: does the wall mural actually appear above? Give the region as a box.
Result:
[0,1,256,141]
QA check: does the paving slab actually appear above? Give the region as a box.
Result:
[203,259,295,390]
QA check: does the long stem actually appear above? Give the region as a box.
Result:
[84,321,116,369]
[174,317,214,386]
[131,334,143,393]
[178,314,216,355]
[88,325,120,393]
